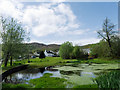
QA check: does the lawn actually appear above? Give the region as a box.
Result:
[80,58,119,64]
[2,57,78,72]
[2,57,119,72]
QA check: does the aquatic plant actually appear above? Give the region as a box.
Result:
[95,70,120,89]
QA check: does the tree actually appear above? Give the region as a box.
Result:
[1,17,29,67]
[90,40,111,58]
[72,46,83,59]
[39,51,45,59]
[97,18,116,56]
[111,36,120,58]
[59,41,73,59]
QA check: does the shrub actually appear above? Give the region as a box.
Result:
[90,41,111,58]
[59,41,73,59]
[72,46,88,59]
[111,36,120,58]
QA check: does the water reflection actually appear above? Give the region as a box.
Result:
[60,70,96,78]
[5,67,61,83]
[80,72,96,78]
[5,63,119,84]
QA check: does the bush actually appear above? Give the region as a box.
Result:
[95,70,120,89]
[72,46,88,59]
[59,41,73,59]
[59,42,89,59]
[111,36,120,58]
[90,35,120,58]
[90,40,111,58]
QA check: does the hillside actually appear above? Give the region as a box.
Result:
[27,42,61,51]
[80,43,98,49]
[27,42,96,52]
[0,42,96,52]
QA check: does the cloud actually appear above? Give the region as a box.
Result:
[32,38,100,45]
[72,38,101,46]
[0,0,82,37]
[0,0,23,20]
[17,0,119,2]
[0,0,100,45]
[22,3,81,37]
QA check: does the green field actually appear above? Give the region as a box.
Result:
[2,57,119,72]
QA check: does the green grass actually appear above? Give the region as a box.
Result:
[73,84,98,88]
[2,57,119,72]
[80,58,119,64]
[28,57,65,68]
[1,57,79,72]
[2,83,32,88]
[29,73,68,88]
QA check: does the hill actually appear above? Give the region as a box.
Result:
[0,42,97,52]
[27,42,97,52]
[27,42,60,51]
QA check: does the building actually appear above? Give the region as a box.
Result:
[34,52,39,57]
[44,50,59,57]
[83,48,90,55]
[44,50,55,57]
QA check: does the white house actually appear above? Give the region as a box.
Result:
[34,52,39,57]
[83,48,90,54]
[56,51,59,55]
[44,50,55,57]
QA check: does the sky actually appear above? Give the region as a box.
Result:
[0,0,118,45]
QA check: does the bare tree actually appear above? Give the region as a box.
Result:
[97,18,116,55]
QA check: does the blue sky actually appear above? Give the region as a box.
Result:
[68,2,118,39]
[0,1,118,45]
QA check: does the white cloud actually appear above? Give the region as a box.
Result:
[22,3,81,37]
[0,0,82,37]
[0,0,23,20]
[0,0,99,45]
[16,0,119,2]
[72,38,101,46]
[29,38,100,45]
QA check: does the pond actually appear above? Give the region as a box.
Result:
[4,63,120,85]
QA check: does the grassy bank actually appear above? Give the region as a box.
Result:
[2,57,119,72]
[80,58,119,64]
[2,57,78,72]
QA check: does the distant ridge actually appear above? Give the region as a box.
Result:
[26,42,97,51]
[27,42,61,51]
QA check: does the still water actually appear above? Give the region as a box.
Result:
[5,63,119,85]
